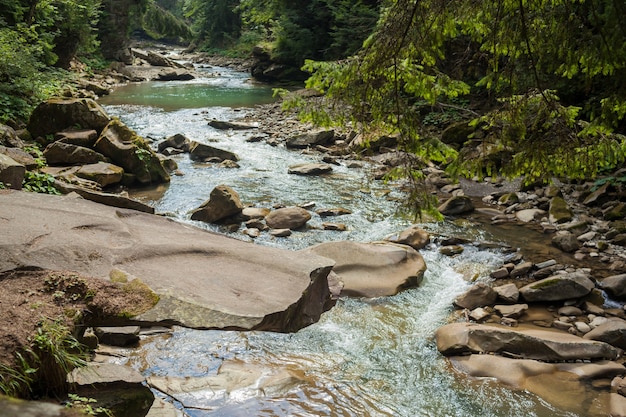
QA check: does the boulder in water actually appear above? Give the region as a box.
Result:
[302,241,427,298]
[265,207,312,230]
[190,185,244,224]
[286,128,334,149]
[438,195,474,215]
[189,140,239,162]
[95,119,170,185]
[436,322,620,361]
[0,191,334,331]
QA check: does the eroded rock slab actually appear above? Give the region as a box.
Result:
[449,355,620,416]
[301,241,427,298]
[436,322,620,361]
[0,191,335,331]
[147,361,307,411]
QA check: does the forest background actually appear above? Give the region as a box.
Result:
[1,0,625,194]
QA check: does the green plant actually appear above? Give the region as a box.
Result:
[134,147,152,163]
[591,175,626,191]
[0,353,37,398]
[30,318,87,397]
[44,273,92,303]
[23,144,47,169]
[0,181,6,189]
[22,172,60,195]
[79,55,111,73]
[66,393,113,416]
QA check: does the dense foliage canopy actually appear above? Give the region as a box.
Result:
[183,0,380,63]
[0,0,101,123]
[297,0,626,192]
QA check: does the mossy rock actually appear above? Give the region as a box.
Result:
[549,196,573,224]
[27,98,111,144]
[441,120,474,147]
[605,203,626,221]
[94,119,169,185]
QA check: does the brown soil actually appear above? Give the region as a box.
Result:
[0,268,157,369]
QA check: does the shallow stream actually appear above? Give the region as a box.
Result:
[98,67,584,416]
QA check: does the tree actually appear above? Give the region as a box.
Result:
[298,0,626,211]
[0,0,102,124]
[184,0,241,48]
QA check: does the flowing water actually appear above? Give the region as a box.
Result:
[98,67,584,416]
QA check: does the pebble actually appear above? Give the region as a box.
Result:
[574,322,592,333]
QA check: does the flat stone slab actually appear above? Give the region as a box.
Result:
[0,191,335,331]
[449,355,621,416]
[436,322,620,361]
[147,360,306,411]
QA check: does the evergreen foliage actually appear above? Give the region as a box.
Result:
[0,0,100,124]
[184,0,380,63]
[297,0,626,199]
[141,2,193,43]
[184,0,242,48]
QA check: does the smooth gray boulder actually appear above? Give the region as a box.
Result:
[302,241,427,298]
[516,208,546,222]
[157,133,191,153]
[208,120,257,130]
[385,225,430,250]
[454,282,497,310]
[493,283,519,303]
[0,153,25,189]
[519,271,595,302]
[599,273,626,300]
[435,322,620,361]
[286,129,334,149]
[584,319,626,349]
[552,231,580,253]
[190,184,243,223]
[189,140,239,162]
[438,195,474,215]
[43,141,108,166]
[0,191,335,331]
[265,207,312,230]
[75,162,124,187]
[288,163,333,176]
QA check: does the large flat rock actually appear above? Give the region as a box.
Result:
[0,191,334,331]
[449,355,620,416]
[435,322,621,361]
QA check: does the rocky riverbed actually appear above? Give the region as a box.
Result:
[1,44,626,416]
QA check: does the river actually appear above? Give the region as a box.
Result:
[97,67,582,416]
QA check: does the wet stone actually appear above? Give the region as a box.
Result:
[95,326,141,347]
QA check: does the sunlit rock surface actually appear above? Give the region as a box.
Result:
[0,191,334,332]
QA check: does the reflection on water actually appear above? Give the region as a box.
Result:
[100,67,585,417]
[98,68,276,110]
